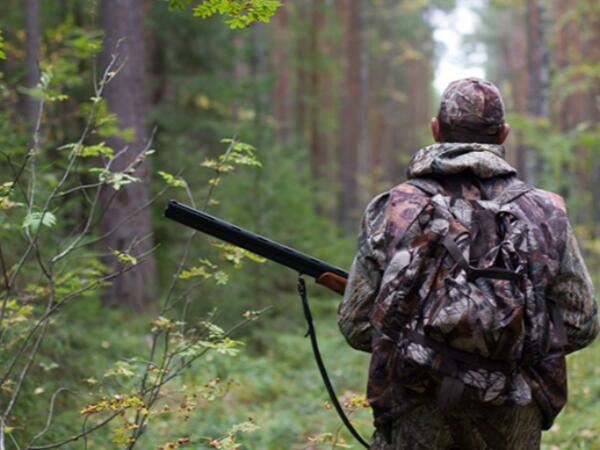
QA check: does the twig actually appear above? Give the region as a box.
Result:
[1,53,121,296]
[0,416,22,450]
[0,261,143,389]
[56,181,104,197]
[26,94,46,218]
[28,411,121,450]
[2,296,53,421]
[27,387,75,447]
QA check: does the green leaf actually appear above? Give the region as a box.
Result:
[158,171,187,188]
[0,30,6,60]
[151,316,177,332]
[80,142,114,158]
[90,168,140,190]
[230,419,260,434]
[220,138,262,168]
[189,0,282,28]
[104,361,137,378]
[112,250,138,266]
[211,242,266,268]
[213,271,229,285]
[22,211,57,232]
[179,265,211,280]
[21,67,69,102]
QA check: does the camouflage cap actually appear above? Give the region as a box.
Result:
[437,77,505,132]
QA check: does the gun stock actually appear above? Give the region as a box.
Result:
[316,272,347,295]
[164,201,348,295]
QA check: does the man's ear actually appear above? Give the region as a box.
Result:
[499,123,510,144]
[431,117,443,143]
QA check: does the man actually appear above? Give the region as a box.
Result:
[338,78,599,450]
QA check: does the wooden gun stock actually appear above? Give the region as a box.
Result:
[316,272,347,295]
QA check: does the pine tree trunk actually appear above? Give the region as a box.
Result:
[525,0,549,184]
[309,0,327,183]
[356,0,370,206]
[295,0,309,141]
[24,0,41,130]
[273,5,292,142]
[99,0,156,312]
[337,0,360,232]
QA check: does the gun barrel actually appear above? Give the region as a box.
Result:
[164,201,348,280]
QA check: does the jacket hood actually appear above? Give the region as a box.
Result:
[406,142,517,179]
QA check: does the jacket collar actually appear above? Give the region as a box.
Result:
[406,143,517,179]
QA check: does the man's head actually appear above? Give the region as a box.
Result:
[431,77,510,145]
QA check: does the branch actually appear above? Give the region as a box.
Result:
[28,411,121,450]
[0,261,144,389]
[27,387,76,447]
[1,52,121,295]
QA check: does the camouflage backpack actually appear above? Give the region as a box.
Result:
[368,176,568,427]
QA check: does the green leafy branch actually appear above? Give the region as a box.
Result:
[166,0,282,28]
[0,30,5,60]
[201,138,261,207]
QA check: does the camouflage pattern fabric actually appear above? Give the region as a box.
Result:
[369,399,542,450]
[406,143,515,179]
[437,78,505,133]
[338,143,599,449]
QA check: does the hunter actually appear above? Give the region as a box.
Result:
[338,77,599,450]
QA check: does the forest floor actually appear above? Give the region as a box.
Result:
[25,293,600,449]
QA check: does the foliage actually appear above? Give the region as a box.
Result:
[0,13,269,447]
[22,210,57,232]
[165,0,282,28]
[0,29,5,60]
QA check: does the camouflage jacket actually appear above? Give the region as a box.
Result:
[338,143,599,432]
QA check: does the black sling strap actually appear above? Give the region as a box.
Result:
[297,275,370,449]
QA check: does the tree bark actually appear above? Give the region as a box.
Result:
[337,0,360,231]
[273,4,292,143]
[525,0,549,184]
[308,0,327,183]
[99,0,156,312]
[24,0,41,130]
[356,0,370,206]
[295,0,309,141]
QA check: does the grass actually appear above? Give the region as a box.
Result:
[542,339,600,450]
[11,286,600,449]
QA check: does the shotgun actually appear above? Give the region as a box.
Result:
[163,200,348,295]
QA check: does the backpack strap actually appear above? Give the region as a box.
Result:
[442,236,523,282]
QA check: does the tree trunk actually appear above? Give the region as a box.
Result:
[308,0,327,183]
[295,0,309,141]
[99,0,156,312]
[273,4,292,143]
[337,0,360,232]
[584,0,600,227]
[525,0,549,184]
[356,0,370,206]
[24,0,41,130]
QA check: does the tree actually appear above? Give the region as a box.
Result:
[272,4,292,142]
[525,0,549,183]
[99,0,157,311]
[24,0,41,130]
[337,0,361,231]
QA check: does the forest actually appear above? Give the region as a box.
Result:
[0,0,599,448]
